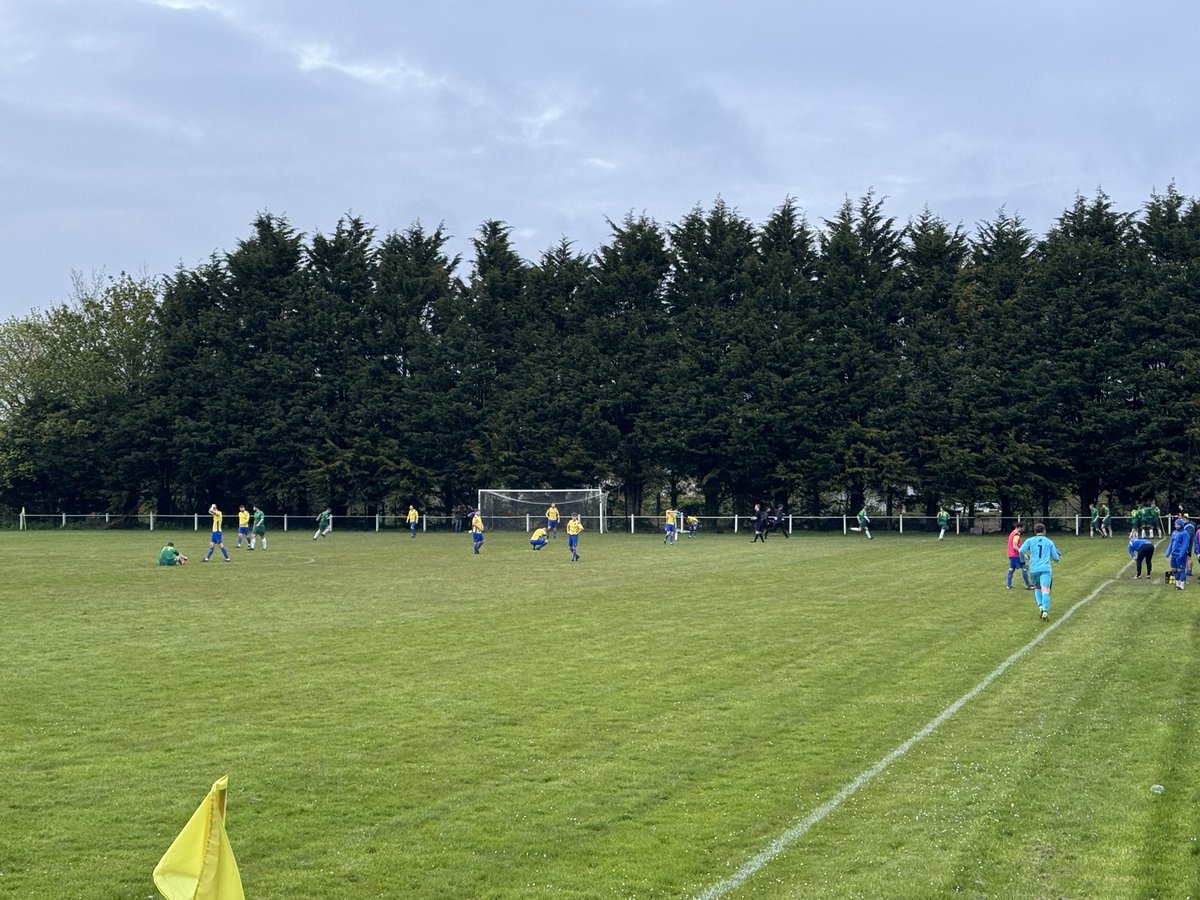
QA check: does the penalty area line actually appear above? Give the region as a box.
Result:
[692,575,1116,900]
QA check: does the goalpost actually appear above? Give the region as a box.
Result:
[477,488,609,533]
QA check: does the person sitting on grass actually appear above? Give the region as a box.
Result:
[159,541,187,566]
[530,526,549,550]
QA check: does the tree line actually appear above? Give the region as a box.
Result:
[2,187,1199,522]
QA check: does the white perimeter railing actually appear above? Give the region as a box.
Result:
[7,509,1133,536]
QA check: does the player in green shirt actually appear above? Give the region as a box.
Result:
[313,507,332,540]
[937,507,950,541]
[158,542,187,566]
[852,506,873,540]
[1089,504,1100,538]
[250,505,267,550]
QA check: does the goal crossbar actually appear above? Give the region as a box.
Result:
[477,488,608,533]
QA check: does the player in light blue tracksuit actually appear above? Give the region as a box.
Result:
[1166,519,1190,590]
[1020,522,1061,621]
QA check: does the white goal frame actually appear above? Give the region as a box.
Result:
[477,488,608,533]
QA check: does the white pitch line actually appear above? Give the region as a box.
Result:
[693,571,1123,900]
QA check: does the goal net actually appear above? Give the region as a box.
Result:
[477,488,609,533]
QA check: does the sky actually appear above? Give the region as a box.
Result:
[2,0,1198,320]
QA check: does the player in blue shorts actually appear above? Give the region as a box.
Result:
[663,507,678,544]
[567,514,584,561]
[204,504,231,562]
[530,527,548,550]
[1020,523,1060,620]
[1006,524,1032,590]
[1166,519,1190,590]
[470,509,485,554]
[236,504,251,548]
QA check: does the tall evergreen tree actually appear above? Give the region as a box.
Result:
[458,220,528,487]
[302,215,381,512]
[1031,192,1144,515]
[951,211,1044,522]
[811,193,904,515]
[578,213,671,515]
[894,210,968,516]
[221,213,310,511]
[1133,186,1200,505]
[663,199,763,512]
[374,222,464,514]
[503,239,601,486]
[755,198,824,514]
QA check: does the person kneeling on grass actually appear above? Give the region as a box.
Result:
[530,526,549,550]
[159,541,187,566]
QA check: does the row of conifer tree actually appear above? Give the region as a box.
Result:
[2,186,1198,521]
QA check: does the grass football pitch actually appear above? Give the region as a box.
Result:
[2,528,1198,898]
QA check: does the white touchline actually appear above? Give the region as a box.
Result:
[693,568,1126,900]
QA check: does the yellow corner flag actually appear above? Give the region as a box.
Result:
[153,775,245,900]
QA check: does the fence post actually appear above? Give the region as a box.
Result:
[284,514,288,532]
[376,513,381,533]
[899,514,904,534]
[629,514,634,534]
[150,513,154,532]
[62,512,67,527]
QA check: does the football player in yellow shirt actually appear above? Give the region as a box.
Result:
[566,514,584,561]
[471,510,485,554]
[236,504,251,548]
[204,504,231,562]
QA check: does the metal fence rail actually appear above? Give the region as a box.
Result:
[4,510,1135,536]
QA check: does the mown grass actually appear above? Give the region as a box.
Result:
[1,528,1197,898]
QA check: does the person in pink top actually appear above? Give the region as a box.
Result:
[1006,523,1033,590]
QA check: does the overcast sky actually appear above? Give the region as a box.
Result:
[2,0,1197,320]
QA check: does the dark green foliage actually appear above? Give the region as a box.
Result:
[5,188,1200,518]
